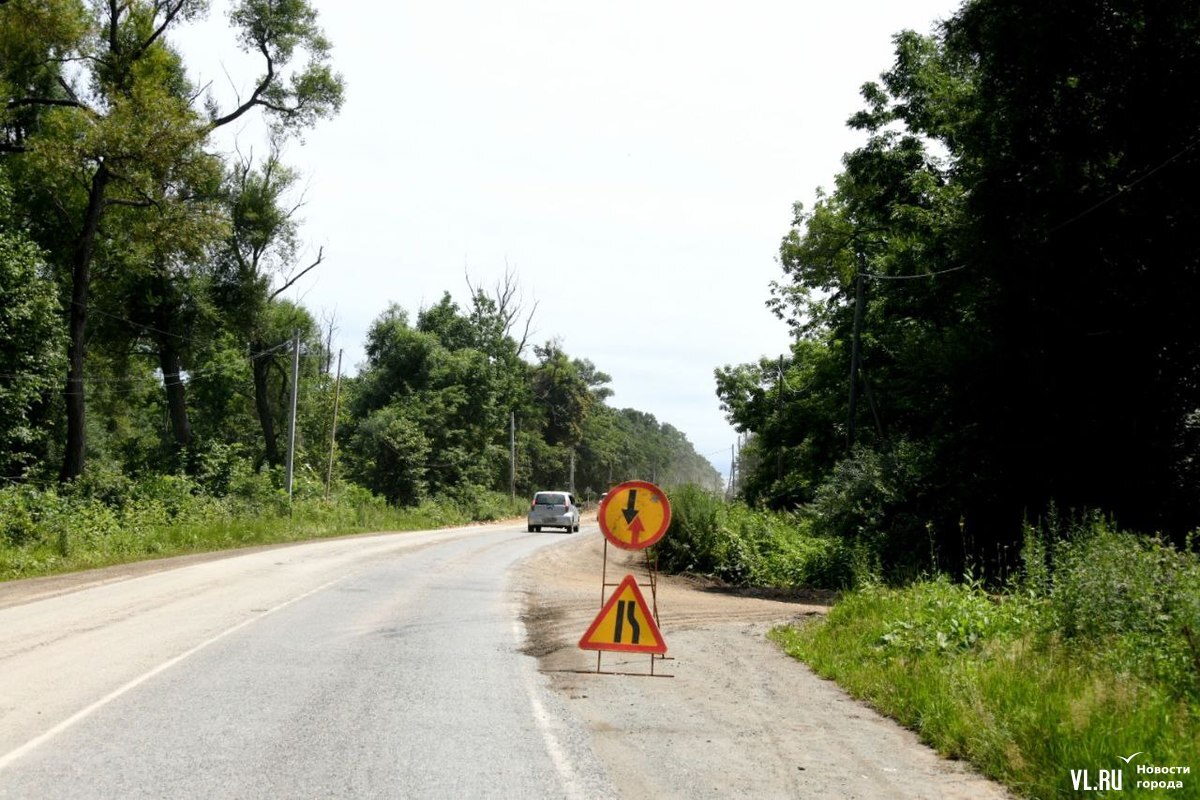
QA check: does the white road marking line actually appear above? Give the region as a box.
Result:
[514,618,588,800]
[0,574,349,773]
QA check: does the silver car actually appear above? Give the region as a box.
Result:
[527,491,580,533]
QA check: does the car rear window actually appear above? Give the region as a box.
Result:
[534,492,567,505]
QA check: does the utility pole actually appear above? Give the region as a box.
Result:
[324,349,343,500]
[847,255,866,450]
[728,443,737,501]
[777,354,784,482]
[285,328,300,501]
[509,411,516,501]
[569,448,575,493]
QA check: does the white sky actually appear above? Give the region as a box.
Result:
[174,1,960,476]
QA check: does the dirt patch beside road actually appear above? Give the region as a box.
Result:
[514,530,1013,799]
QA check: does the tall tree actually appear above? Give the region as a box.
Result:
[0,179,65,478]
[727,0,1200,573]
[0,0,343,480]
[941,0,1200,534]
[214,146,325,466]
[531,340,593,449]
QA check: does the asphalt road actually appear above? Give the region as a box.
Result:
[0,520,616,799]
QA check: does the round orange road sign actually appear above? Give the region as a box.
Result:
[597,480,671,550]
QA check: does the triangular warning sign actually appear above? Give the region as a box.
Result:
[579,574,667,654]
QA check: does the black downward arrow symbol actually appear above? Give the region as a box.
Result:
[622,490,639,524]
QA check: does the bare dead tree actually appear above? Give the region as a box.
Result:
[465,260,538,355]
[319,308,339,377]
[268,246,324,302]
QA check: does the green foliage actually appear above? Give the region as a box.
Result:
[0,191,64,476]
[345,299,720,505]
[721,1,1200,574]
[227,0,345,132]
[807,440,932,573]
[0,0,344,480]
[655,486,854,589]
[0,462,515,581]
[440,485,529,522]
[774,603,1198,799]
[347,404,431,505]
[531,340,592,447]
[1044,523,1200,703]
[576,408,722,498]
[772,517,1200,798]
[875,576,1036,655]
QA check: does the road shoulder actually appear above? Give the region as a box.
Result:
[514,531,1013,799]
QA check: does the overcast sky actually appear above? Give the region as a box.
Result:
[175,1,960,476]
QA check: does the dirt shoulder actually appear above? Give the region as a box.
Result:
[514,530,1014,800]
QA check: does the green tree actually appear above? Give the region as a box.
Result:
[0,0,343,480]
[531,340,593,449]
[212,147,327,467]
[347,300,521,500]
[940,0,1200,535]
[104,146,227,453]
[0,183,65,478]
[729,0,1200,574]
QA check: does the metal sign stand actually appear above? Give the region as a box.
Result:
[592,537,673,677]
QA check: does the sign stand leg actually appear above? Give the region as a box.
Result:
[644,547,673,662]
[596,538,608,674]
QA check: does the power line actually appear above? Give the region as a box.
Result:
[8,339,299,396]
[76,301,191,343]
[1048,134,1200,234]
[71,301,306,364]
[864,263,969,281]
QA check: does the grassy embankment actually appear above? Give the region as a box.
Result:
[660,487,1200,799]
[0,470,527,581]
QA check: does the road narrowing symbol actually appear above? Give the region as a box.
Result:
[578,574,667,654]
[598,480,671,550]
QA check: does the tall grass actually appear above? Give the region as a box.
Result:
[0,471,527,581]
[771,521,1200,799]
[654,484,859,589]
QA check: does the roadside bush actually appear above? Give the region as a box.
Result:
[0,464,524,582]
[773,517,1200,798]
[226,460,285,512]
[187,440,253,496]
[656,484,725,575]
[442,484,527,522]
[0,484,41,547]
[63,465,137,508]
[876,575,1038,656]
[805,439,933,580]
[656,485,854,589]
[1046,522,1200,701]
[774,580,1199,799]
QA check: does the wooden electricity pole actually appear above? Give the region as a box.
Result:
[285,328,300,501]
[847,257,866,450]
[777,354,785,481]
[324,349,343,500]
